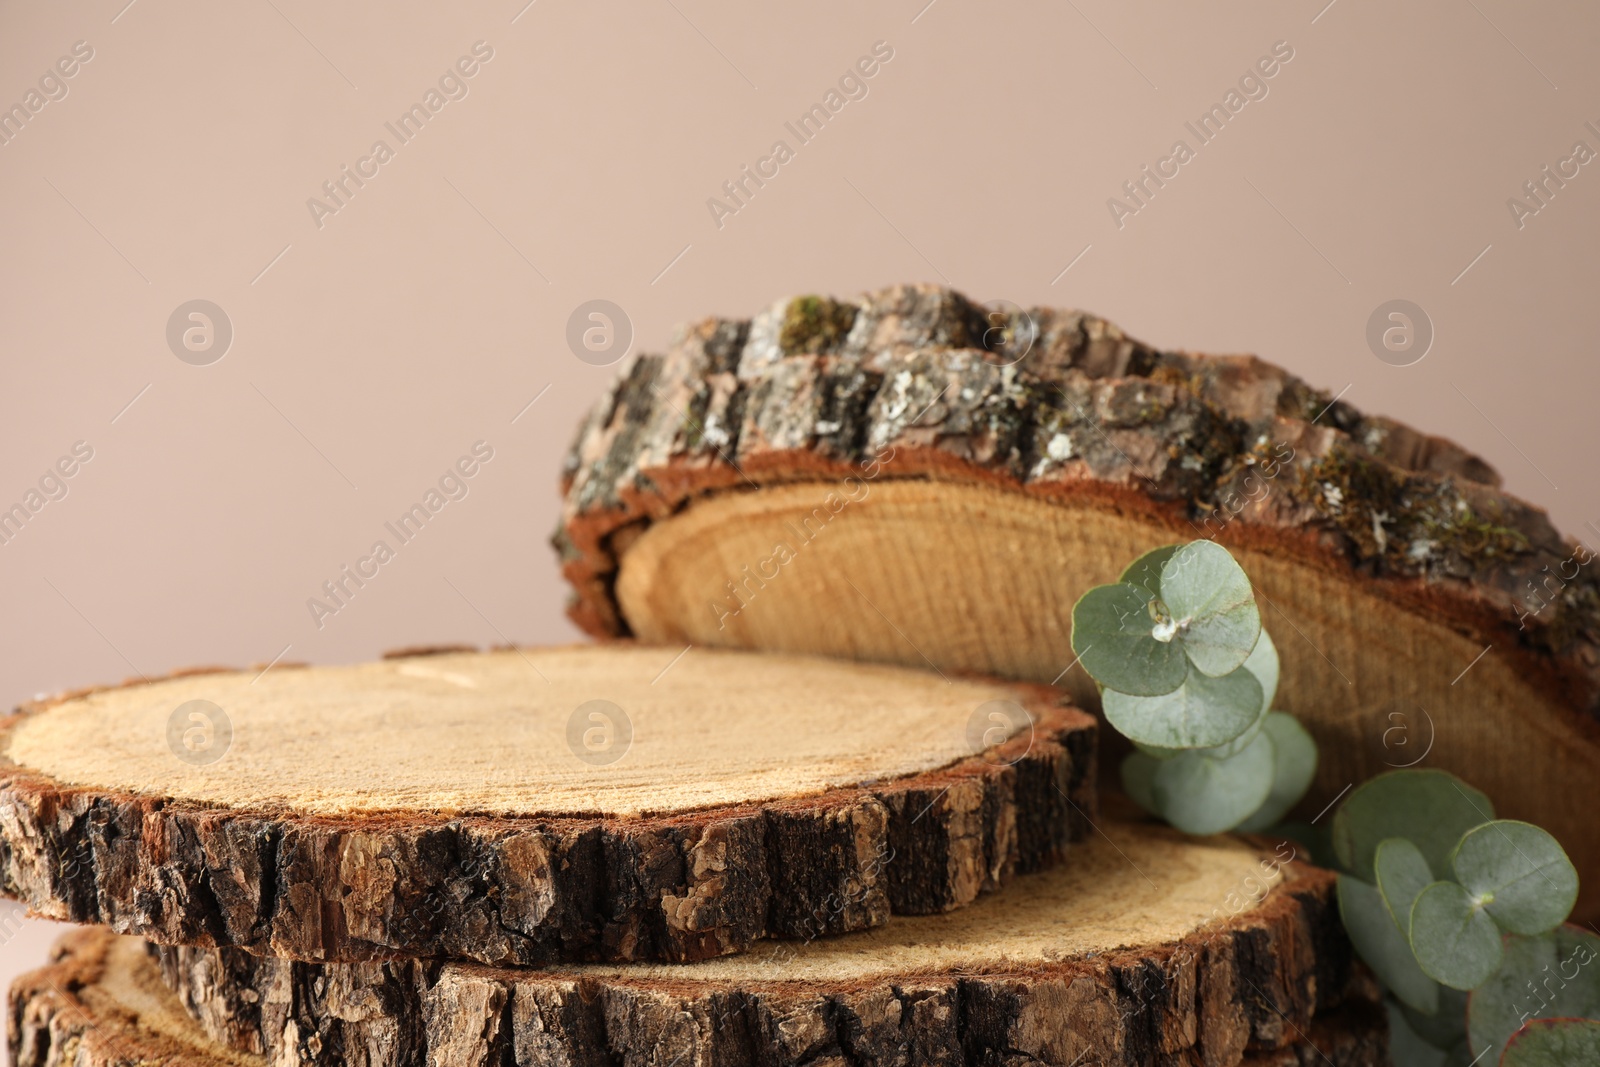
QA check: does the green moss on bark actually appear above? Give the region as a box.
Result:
[779,295,857,355]
[1302,448,1528,569]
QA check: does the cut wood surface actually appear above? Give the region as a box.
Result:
[133,821,1388,1067]
[556,283,1600,921]
[0,645,1096,965]
[12,934,258,1067]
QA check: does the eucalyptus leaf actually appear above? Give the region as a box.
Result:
[1071,583,1189,696]
[1234,713,1318,832]
[1411,880,1504,990]
[1151,731,1275,836]
[1331,769,1495,883]
[1466,926,1600,1066]
[1120,544,1181,597]
[1241,627,1279,711]
[1120,751,1160,816]
[1103,665,1263,749]
[1499,1018,1600,1067]
[1451,821,1579,936]
[1272,820,1336,871]
[1387,1000,1450,1067]
[1376,837,1435,940]
[1137,701,1266,760]
[1139,628,1281,761]
[1339,874,1440,1014]
[1400,984,1470,1051]
[1135,738,1184,760]
[1158,540,1262,677]
[1203,701,1269,758]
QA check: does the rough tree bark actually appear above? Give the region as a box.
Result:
[554,284,1600,921]
[143,826,1379,1066]
[0,646,1096,966]
[9,924,1390,1067]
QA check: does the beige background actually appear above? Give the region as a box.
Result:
[2,0,1597,1010]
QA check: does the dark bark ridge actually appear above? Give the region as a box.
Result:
[140,862,1385,1067]
[0,655,1097,967]
[10,922,1390,1067]
[555,283,1600,719]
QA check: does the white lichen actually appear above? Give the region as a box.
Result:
[1047,434,1074,462]
[702,415,729,448]
[881,370,915,421]
[1407,538,1437,562]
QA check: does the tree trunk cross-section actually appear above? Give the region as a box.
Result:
[0,645,1096,966]
[554,284,1600,922]
[29,824,1386,1067]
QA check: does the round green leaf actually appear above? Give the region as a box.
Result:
[1271,820,1336,871]
[1376,837,1435,939]
[1401,985,1471,1051]
[1387,1000,1451,1067]
[1451,821,1579,936]
[1500,1018,1600,1067]
[1120,752,1160,816]
[1135,738,1185,760]
[1411,880,1505,990]
[1331,769,1495,883]
[1339,874,1440,1014]
[1071,583,1189,696]
[1158,540,1262,677]
[1120,544,1181,596]
[1138,703,1266,761]
[1467,926,1600,1066]
[1234,713,1318,832]
[1140,628,1282,762]
[1241,627,1280,711]
[1103,665,1263,749]
[1151,730,1274,835]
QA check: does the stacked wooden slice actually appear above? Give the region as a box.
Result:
[16,825,1391,1067]
[556,283,1600,923]
[0,649,1373,1064]
[0,646,1097,967]
[21,286,1566,1063]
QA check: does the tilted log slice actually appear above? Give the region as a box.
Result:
[555,284,1600,921]
[0,645,1096,965]
[132,821,1389,1067]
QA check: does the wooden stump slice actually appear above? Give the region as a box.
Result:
[10,932,1389,1067]
[122,822,1390,1067]
[0,645,1096,965]
[556,284,1600,921]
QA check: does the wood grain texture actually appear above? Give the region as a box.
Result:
[2,644,1063,819]
[554,284,1600,921]
[137,823,1384,1067]
[10,925,1390,1067]
[0,646,1096,966]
